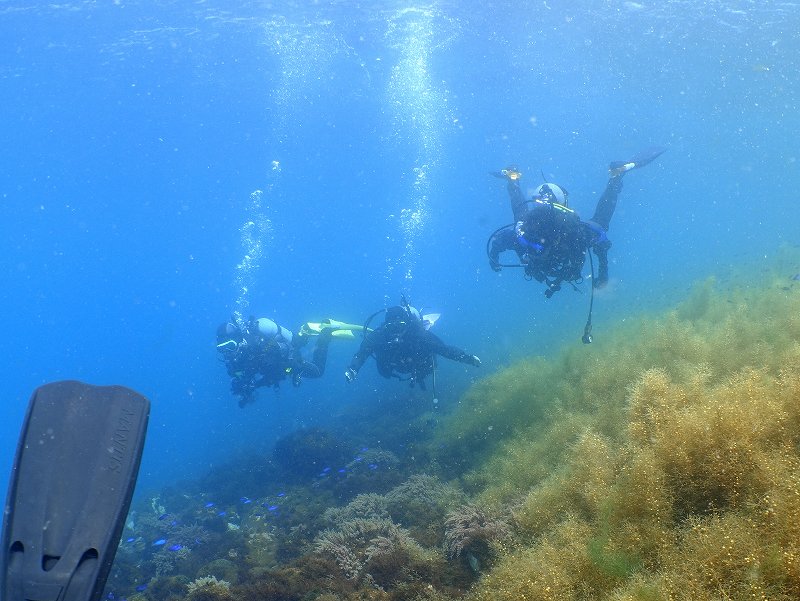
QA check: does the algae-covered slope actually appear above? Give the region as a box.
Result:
[436,252,800,600]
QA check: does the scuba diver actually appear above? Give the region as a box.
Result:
[486,146,665,343]
[345,298,481,397]
[217,316,360,407]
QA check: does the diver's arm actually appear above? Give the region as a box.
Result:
[489,227,519,271]
[424,332,481,366]
[347,329,381,374]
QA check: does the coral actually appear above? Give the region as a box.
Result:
[234,554,356,601]
[185,576,233,601]
[172,521,214,547]
[314,518,399,581]
[322,493,390,525]
[443,504,510,561]
[384,475,466,546]
[196,558,239,584]
[313,517,436,589]
[317,447,406,499]
[273,427,349,480]
[243,530,278,573]
[142,574,189,600]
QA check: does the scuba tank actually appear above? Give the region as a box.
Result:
[254,317,293,343]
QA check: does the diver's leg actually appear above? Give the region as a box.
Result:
[507,179,529,222]
[298,330,333,379]
[597,146,665,228]
[589,176,623,232]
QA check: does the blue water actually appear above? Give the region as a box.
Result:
[1,0,798,502]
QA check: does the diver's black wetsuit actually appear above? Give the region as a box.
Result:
[349,321,476,386]
[489,175,622,295]
[221,321,332,405]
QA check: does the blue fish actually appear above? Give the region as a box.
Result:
[337,468,347,474]
[204,502,215,508]
[107,593,115,600]
[135,584,148,592]
[321,467,331,473]
[368,463,378,470]
[277,492,286,497]
[157,513,168,521]
[267,505,279,512]
[361,447,369,452]
[152,539,167,546]
[792,273,800,281]
[125,537,136,543]
[240,496,252,504]
[168,544,183,552]
[217,511,227,517]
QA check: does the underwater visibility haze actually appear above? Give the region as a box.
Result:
[2,1,800,599]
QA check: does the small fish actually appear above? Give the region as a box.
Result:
[276,492,286,497]
[204,502,215,508]
[791,273,800,281]
[157,513,168,521]
[321,467,331,473]
[267,505,279,512]
[125,537,136,543]
[337,468,347,474]
[152,539,167,546]
[135,584,148,592]
[368,463,378,470]
[240,496,252,504]
[168,544,183,552]
[466,551,481,573]
[217,511,227,517]
[107,593,116,600]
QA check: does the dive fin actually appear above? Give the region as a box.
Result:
[1,380,150,601]
[609,146,666,177]
[300,319,366,337]
[422,313,441,330]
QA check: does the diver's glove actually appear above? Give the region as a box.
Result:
[344,368,358,383]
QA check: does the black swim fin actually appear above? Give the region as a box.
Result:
[1,381,150,601]
[609,146,666,177]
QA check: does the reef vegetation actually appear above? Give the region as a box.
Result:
[108,248,800,600]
